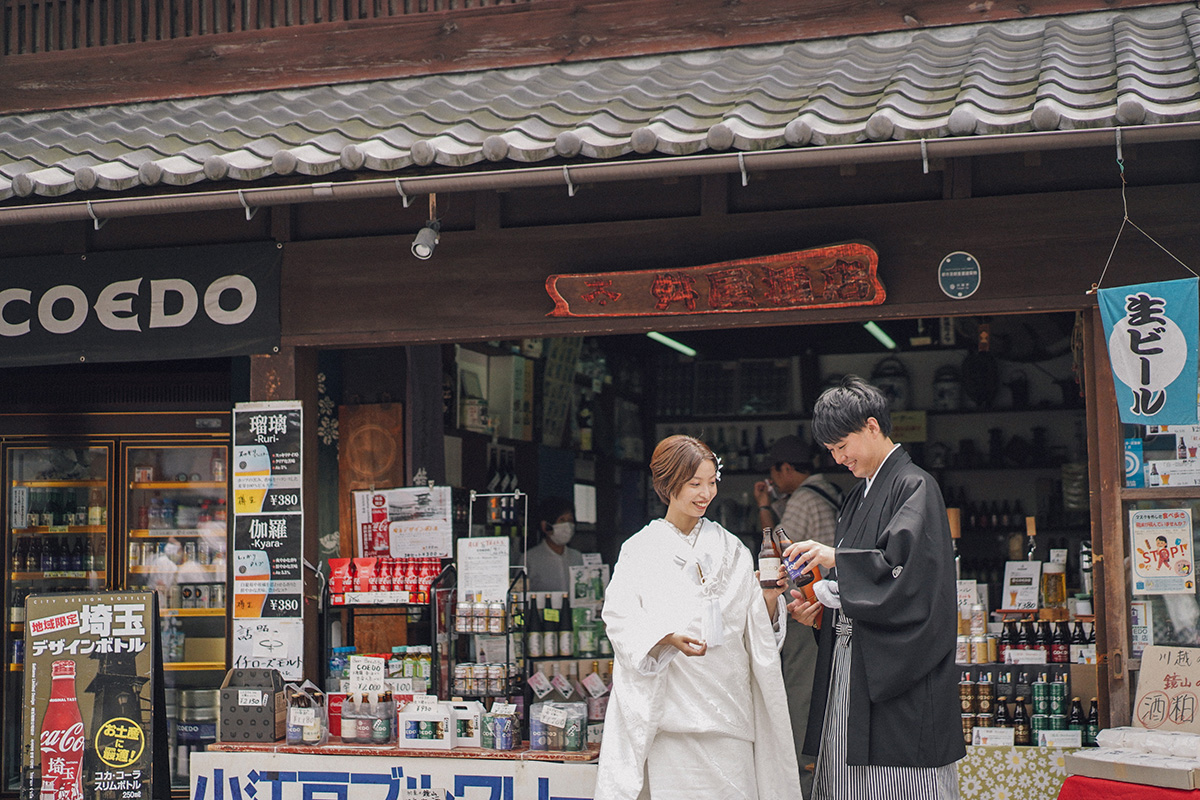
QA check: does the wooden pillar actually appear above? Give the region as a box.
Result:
[249,346,321,685]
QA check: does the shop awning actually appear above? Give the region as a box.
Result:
[3,3,1200,224]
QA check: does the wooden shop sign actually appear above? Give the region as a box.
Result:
[545,242,884,318]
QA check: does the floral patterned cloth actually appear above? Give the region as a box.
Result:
[957,745,1077,800]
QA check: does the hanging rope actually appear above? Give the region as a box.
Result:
[1091,130,1198,293]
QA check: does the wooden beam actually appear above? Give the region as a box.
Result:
[0,0,1169,113]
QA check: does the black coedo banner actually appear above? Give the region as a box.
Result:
[0,241,281,367]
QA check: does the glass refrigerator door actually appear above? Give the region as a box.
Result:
[123,443,228,789]
[4,444,112,791]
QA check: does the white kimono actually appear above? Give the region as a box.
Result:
[594,518,801,800]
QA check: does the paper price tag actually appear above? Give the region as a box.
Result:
[348,655,387,692]
[550,674,575,699]
[289,707,316,725]
[387,678,416,693]
[541,705,569,729]
[407,789,444,800]
[527,670,554,700]
[407,695,440,715]
[582,553,602,566]
[1038,730,1083,747]
[544,608,560,623]
[972,727,1015,746]
[582,672,608,698]
[1005,649,1048,665]
[238,690,266,707]
[491,702,517,716]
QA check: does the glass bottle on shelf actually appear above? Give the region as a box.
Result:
[210,448,226,482]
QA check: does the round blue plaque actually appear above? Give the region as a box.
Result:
[938,252,981,299]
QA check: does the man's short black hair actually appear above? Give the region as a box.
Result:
[811,374,893,446]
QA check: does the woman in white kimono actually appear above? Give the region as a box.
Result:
[594,435,801,800]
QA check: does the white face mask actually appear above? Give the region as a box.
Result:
[547,521,575,546]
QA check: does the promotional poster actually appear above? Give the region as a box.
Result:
[1131,508,1195,594]
[21,592,164,800]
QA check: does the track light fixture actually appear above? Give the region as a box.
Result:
[411,192,440,260]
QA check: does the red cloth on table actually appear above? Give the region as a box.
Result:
[1059,776,1200,800]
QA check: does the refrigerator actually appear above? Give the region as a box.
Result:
[1,412,231,793]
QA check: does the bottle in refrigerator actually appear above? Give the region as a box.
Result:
[210,449,226,482]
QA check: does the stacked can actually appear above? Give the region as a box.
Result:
[959,672,976,745]
[1049,677,1068,731]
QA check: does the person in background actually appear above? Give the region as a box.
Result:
[595,435,799,800]
[525,496,583,592]
[785,375,964,800]
[753,434,842,785]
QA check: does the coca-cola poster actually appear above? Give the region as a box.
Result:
[21,592,165,800]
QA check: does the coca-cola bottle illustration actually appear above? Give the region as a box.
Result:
[40,660,85,800]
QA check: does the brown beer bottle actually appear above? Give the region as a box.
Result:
[994,695,1011,728]
[758,527,782,589]
[1012,696,1031,745]
[1068,697,1085,731]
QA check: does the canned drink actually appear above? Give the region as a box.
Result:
[480,714,495,749]
[1049,713,1067,731]
[971,635,989,664]
[1032,681,1050,715]
[194,584,209,608]
[454,664,469,696]
[184,542,197,563]
[961,714,976,745]
[472,611,488,635]
[129,542,142,567]
[976,683,995,715]
[530,718,548,750]
[494,715,515,751]
[418,720,434,740]
[987,635,998,664]
[1049,680,1067,715]
[487,663,505,696]
[1031,713,1049,738]
[488,602,505,634]
[976,713,994,729]
[956,636,970,664]
[564,716,584,751]
[405,720,420,741]
[180,585,195,609]
[432,721,445,741]
[472,664,489,695]
[210,584,225,608]
[959,678,975,714]
[167,585,182,608]
[456,602,473,634]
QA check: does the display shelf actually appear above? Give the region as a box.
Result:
[128,528,221,538]
[9,570,104,580]
[129,564,223,575]
[129,481,226,490]
[10,525,106,534]
[160,608,224,617]
[163,661,225,671]
[1121,487,1200,501]
[11,479,106,488]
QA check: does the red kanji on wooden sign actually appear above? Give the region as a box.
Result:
[545,242,884,317]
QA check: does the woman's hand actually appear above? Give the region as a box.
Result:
[756,567,787,621]
[782,540,836,575]
[787,591,824,628]
[658,632,707,657]
[752,480,772,508]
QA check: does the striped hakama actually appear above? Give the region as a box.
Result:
[812,613,961,800]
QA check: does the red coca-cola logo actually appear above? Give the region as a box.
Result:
[40,721,85,753]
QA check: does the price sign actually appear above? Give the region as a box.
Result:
[540,705,569,729]
[1001,561,1041,611]
[973,727,1015,746]
[407,696,440,715]
[289,707,315,726]
[491,703,517,716]
[1039,730,1083,747]
[348,656,386,692]
[237,690,266,707]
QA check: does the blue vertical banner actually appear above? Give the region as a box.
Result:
[1099,278,1199,425]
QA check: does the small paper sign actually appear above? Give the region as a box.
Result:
[1136,645,1200,732]
[582,672,608,698]
[973,727,1016,746]
[527,671,554,700]
[289,707,315,726]
[541,705,569,729]
[550,674,575,699]
[386,678,416,693]
[238,690,266,707]
[1131,601,1154,660]
[544,608,560,624]
[581,553,603,566]
[1006,649,1048,665]
[348,655,386,692]
[457,537,510,603]
[1038,730,1083,747]
[1049,549,1069,566]
[491,702,517,716]
[1001,561,1042,611]
[407,789,443,800]
[407,695,440,715]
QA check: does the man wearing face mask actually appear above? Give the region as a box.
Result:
[525,497,584,593]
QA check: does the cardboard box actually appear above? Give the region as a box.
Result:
[1065,750,1198,790]
[397,701,455,750]
[219,669,286,742]
[448,700,485,748]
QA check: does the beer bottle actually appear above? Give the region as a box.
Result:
[542,593,559,658]
[1035,620,1052,656]
[1068,697,1086,731]
[1085,698,1099,746]
[1070,620,1087,663]
[527,593,544,658]
[558,592,574,657]
[1012,696,1031,746]
[1051,621,1070,664]
[758,527,782,589]
[997,620,1015,664]
[994,695,1012,728]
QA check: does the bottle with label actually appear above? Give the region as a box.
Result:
[558,592,574,657]
[1068,696,1086,732]
[1012,696,1031,746]
[752,426,767,471]
[87,488,104,527]
[994,695,1011,728]
[542,592,560,658]
[758,527,782,589]
[1085,698,1099,746]
[1050,621,1070,664]
[997,620,1015,664]
[1034,620,1052,657]
[210,448,226,482]
[40,659,86,800]
[527,594,544,658]
[738,430,752,472]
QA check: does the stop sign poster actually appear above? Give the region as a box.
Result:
[21,592,164,800]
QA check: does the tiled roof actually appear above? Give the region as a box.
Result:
[3,3,1200,201]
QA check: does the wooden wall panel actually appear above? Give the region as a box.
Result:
[336,403,405,558]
